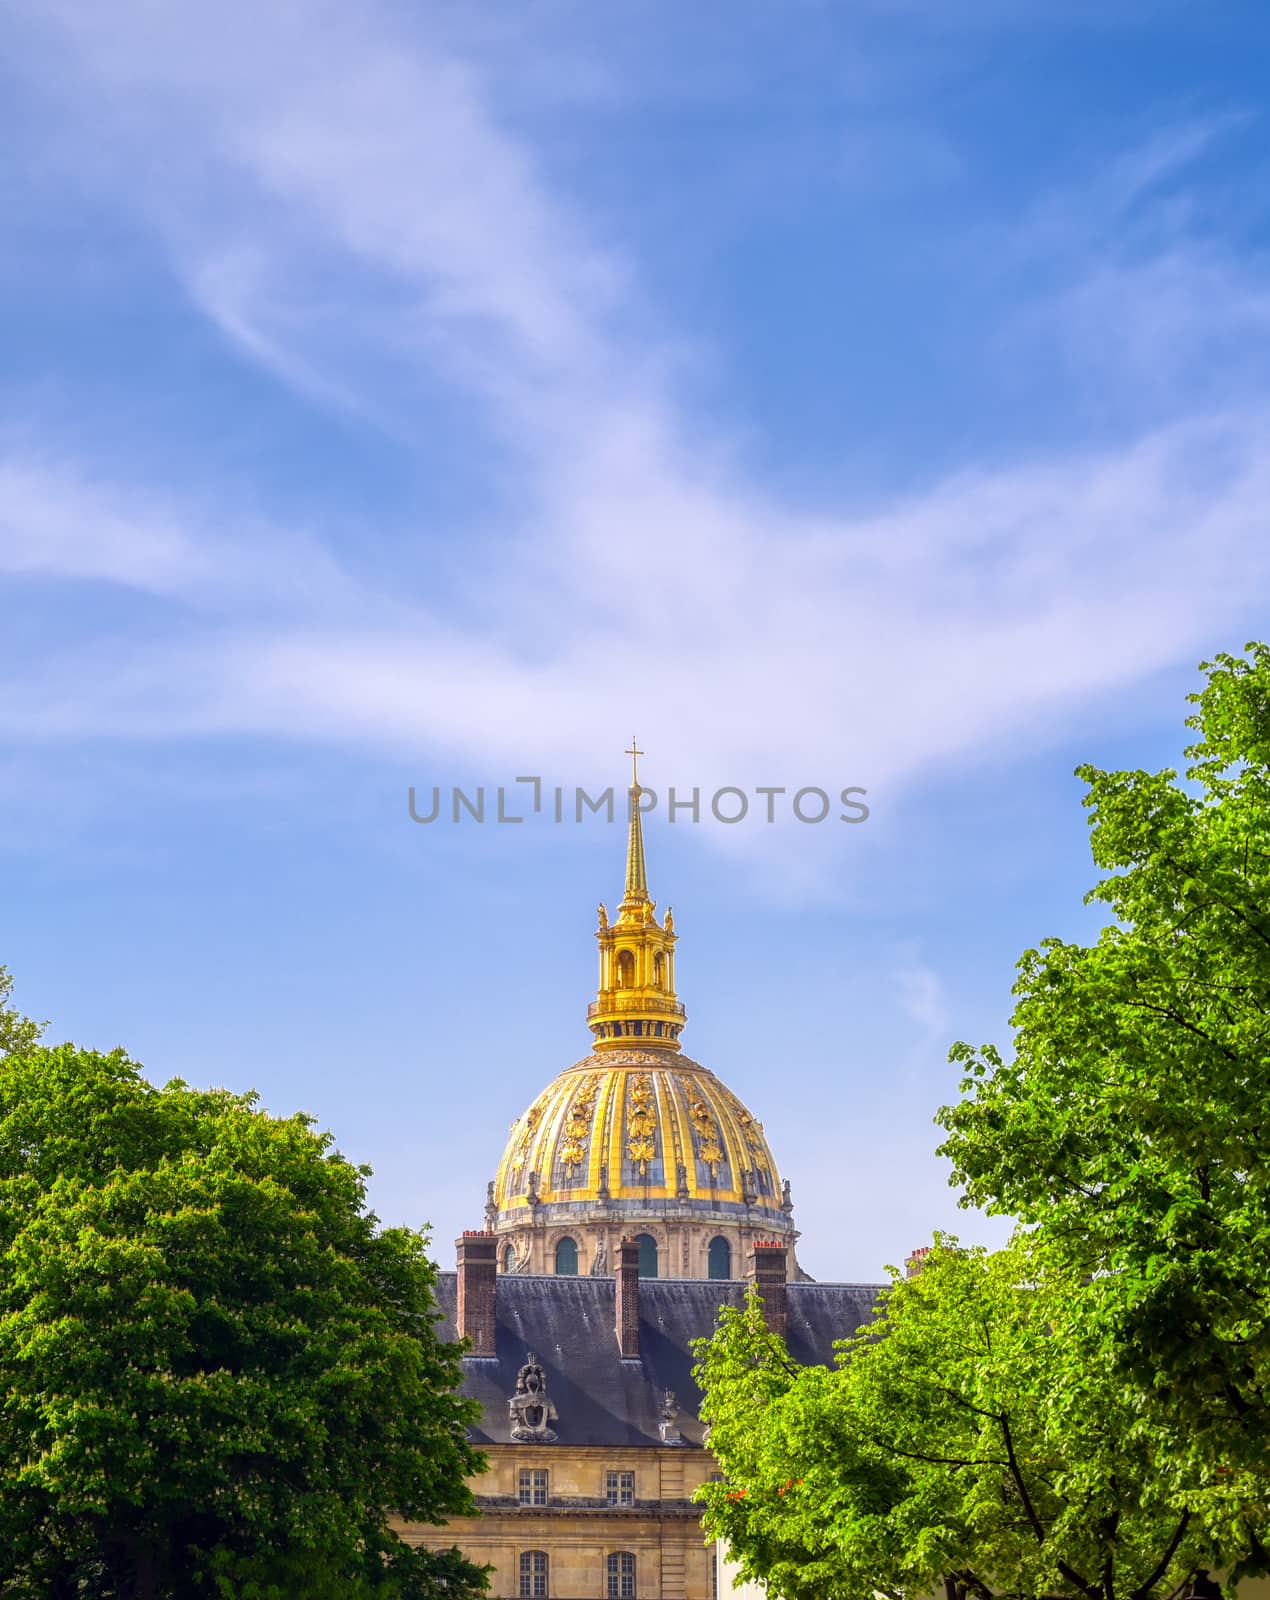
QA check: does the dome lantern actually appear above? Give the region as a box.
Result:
[588,739,685,1052]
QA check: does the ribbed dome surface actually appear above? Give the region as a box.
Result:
[492,1047,786,1221]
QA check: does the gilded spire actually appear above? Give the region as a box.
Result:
[587,743,685,1051]
[624,737,648,902]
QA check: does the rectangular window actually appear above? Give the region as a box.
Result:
[605,1469,635,1507]
[518,1468,548,1507]
[519,1550,548,1598]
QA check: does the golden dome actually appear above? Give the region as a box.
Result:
[492,1048,789,1219]
[483,745,798,1276]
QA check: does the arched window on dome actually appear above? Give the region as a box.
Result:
[502,1243,517,1273]
[616,949,635,988]
[554,1236,579,1275]
[707,1236,732,1280]
[636,1232,658,1279]
[652,951,664,989]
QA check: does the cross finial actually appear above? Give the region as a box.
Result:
[625,737,644,789]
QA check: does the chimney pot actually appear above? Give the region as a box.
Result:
[456,1232,498,1357]
[616,1236,640,1358]
[745,1240,788,1339]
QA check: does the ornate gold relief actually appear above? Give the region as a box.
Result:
[559,1074,600,1169]
[687,1091,724,1170]
[736,1108,766,1153]
[626,1073,658,1175]
[511,1099,545,1171]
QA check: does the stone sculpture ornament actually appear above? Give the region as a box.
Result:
[658,1388,682,1445]
[508,1352,559,1442]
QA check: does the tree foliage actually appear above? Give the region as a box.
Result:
[696,1240,1242,1600]
[0,1042,488,1600]
[699,645,1270,1597]
[0,964,43,1058]
[938,643,1270,1494]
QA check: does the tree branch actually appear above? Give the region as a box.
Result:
[997,1410,1047,1545]
[1129,1509,1191,1600]
[862,1432,1008,1471]
[1160,854,1270,956]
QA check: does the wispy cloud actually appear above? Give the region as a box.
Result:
[1001,115,1270,416]
[2,0,1268,816]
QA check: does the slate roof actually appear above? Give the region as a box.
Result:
[433,1273,883,1448]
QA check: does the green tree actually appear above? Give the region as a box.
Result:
[0,964,43,1057]
[937,643,1270,1496]
[0,1042,488,1600]
[696,1239,1238,1600]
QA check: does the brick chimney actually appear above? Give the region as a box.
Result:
[746,1240,788,1339]
[456,1231,498,1357]
[615,1237,640,1359]
[905,1245,931,1279]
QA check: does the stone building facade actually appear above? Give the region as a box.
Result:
[398,1237,878,1599]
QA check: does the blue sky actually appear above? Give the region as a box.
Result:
[3,1,1269,1280]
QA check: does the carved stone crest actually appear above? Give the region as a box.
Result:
[508,1352,559,1443]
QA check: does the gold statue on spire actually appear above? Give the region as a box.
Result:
[586,744,684,1052]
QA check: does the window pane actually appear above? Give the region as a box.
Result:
[607,1551,636,1598]
[520,1551,547,1598]
[604,1469,634,1506]
[520,1470,549,1506]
